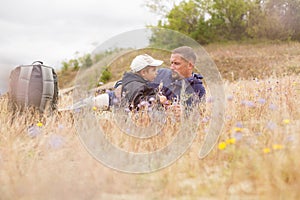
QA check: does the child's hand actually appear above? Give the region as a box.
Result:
[159,95,167,104]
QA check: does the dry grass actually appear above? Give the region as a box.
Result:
[206,41,300,81]
[0,73,299,200]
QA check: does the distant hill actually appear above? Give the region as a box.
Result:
[56,69,79,89]
[57,42,300,89]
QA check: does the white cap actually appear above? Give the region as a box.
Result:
[130,54,163,73]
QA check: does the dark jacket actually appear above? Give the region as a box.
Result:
[153,68,206,105]
[121,72,157,109]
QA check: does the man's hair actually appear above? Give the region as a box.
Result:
[172,46,196,65]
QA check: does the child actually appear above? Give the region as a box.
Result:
[121,54,167,110]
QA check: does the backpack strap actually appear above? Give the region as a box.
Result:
[40,66,54,112]
[18,66,33,106]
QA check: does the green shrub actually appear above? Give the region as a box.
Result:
[100,68,112,83]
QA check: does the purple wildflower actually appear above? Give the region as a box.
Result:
[112,98,119,104]
[202,116,210,123]
[241,100,255,108]
[206,97,214,103]
[258,98,266,105]
[27,125,41,137]
[74,108,81,113]
[126,128,131,133]
[58,124,64,129]
[233,132,243,141]
[226,115,232,120]
[227,95,233,101]
[49,135,64,149]
[269,104,277,111]
[286,135,295,143]
[236,121,243,128]
[255,132,262,136]
[266,121,277,130]
[246,101,255,108]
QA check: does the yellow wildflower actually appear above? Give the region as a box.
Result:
[233,127,243,132]
[292,82,297,86]
[226,138,236,145]
[92,106,97,111]
[263,148,271,154]
[28,151,34,158]
[282,119,290,125]
[36,122,43,127]
[272,144,284,150]
[218,142,227,150]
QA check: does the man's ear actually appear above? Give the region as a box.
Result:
[188,62,194,70]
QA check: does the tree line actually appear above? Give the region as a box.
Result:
[146,0,300,44]
[60,0,300,82]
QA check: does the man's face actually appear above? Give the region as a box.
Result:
[170,53,191,79]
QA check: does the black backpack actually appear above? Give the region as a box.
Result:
[8,61,58,113]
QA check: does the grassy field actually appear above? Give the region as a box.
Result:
[0,42,300,199]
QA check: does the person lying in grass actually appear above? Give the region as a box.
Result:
[120,54,167,110]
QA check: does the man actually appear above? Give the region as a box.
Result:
[153,46,206,106]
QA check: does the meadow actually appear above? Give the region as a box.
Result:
[0,42,299,200]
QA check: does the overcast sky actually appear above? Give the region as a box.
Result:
[0,0,167,92]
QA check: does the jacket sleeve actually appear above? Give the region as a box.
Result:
[197,83,206,101]
[191,77,206,102]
